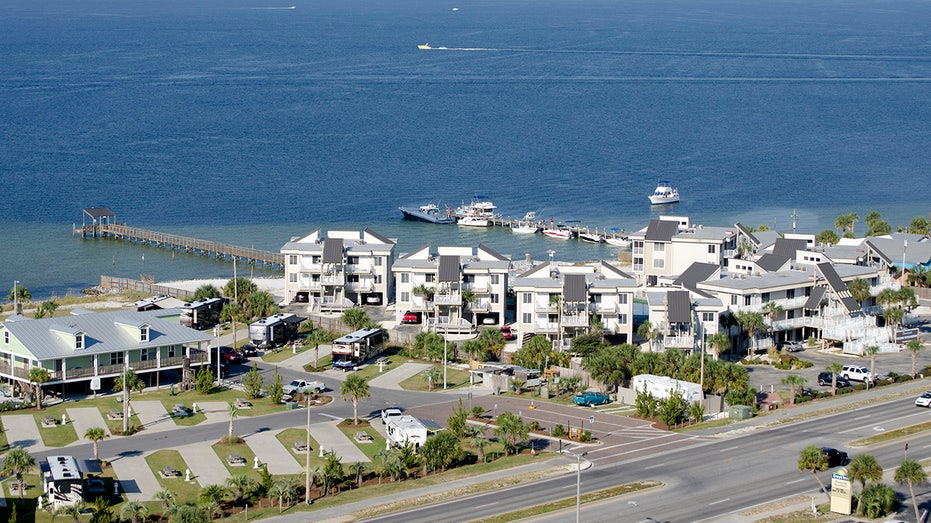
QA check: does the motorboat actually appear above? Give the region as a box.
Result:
[399,203,456,224]
[455,197,498,220]
[649,181,679,205]
[418,43,431,50]
[605,236,631,248]
[511,211,540,234]
[543,227,572,240]
[457,216,490,227]
[578,228,604,244]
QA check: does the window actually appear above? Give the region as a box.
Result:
[708,245,717,254]
[744,296,751,306]
[168,346,176,358]
[425,274,435,283]
[140,326,149,342]
[347,256,359,265]
[731,295,738,305]
[348,274,359,283]
[762,292,770,303]
[401,273,410,283]
[289,273,297,283]
[787,310,795,319]
[618,294,628,304]
[289,255,298,265]
[110,352,124,366]
[3,331,8,345]
[311,274,320,282]
[141,348,155,361]
[491,274,500,284]
[654,242,665,252]
[75,334,84,350]
[522,313,532,324]
[491,294,500,304]
[374,257,383,266]
[523,293,532,304]
[618,313,628,324]
[374,275,382,284]
[787,289,795,299]
[311,255,321,264]
[702,312,715,322]
[653,258,665,269]
[400,292,409,302]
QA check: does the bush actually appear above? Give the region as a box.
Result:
[895,374,914,383]
[579,430,592,442]
[856,483,899,518]
[528,421,541,431]
[471,406,485,418]
[552,424,567,438]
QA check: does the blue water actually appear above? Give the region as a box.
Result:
[1,0,930,298]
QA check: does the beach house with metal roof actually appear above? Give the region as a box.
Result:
[628,216,738,286]
[512,261,637,348]
[0,308,213,395]
[281,228,396,312]
[392,244,511,331]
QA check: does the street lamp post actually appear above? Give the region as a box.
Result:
[12,280,19,315]
[122,365,133,434]
[215,328,221,387]
[305,394,312,504]
[443,334,448,390]
[570,450,588,523]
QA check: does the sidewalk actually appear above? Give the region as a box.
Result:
[367,362,432,390]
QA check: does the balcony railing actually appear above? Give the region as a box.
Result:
[434,293,461,305]
[663,336,695,349]
[560,315,588,326]
[465,283,490,294]
[534,322,559,333]
[321,275,343,286]
[346,281,373,292]
[590,303,619,313]
[534,303,558,313]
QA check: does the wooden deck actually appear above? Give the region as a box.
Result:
[74,223,284,268]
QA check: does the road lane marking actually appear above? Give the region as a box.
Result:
[709,498,730,505]
[854,415,870,420]
[644,463,666,470]
[838,410,928,434]
[475,502,498,509]
[786,478,808,484]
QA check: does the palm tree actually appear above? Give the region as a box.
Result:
[53,502,87,523]
[848,454,882,514]
[340,374,370,425]
[895,459,927,523]
[827,362,844,396]
[906,339,924,376]
[308,329,332,369]
[637,320,658,352]
[864,345,879,382]
[84,427,108,462]
[165,502,211,523]
[781,374,806,404]
[708,332,730,361]
[27,367,51,410]
[225,474,256,506]
[494,412,528,456]
[33,299,59,319]
[835,213,853,235]
[120,501,149,523]
[199,484,228,505]
[461,289,477,326]
[7,284,31,308]
[412,284,435,324]
[154,488,178,515]
[268,478,296,512]
[1,448,34,501]
[341,307,369,330]
[245,291,279,320]
[228,403,239,440]
[468,426,490,463]
[847,278,871,306]
[422,366,442,391]
[798,445,831,504]
[348,462,366,488]
[223,277,257,307]
[735,311,765,360]
[192,284,222,301]
[760,301,783,348]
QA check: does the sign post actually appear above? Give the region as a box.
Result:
[830,467,852,515]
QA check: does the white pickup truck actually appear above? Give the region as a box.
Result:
[381,408,403,424]
[282,379,325,395]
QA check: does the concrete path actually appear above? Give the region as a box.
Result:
[132,401,174,432]
[66,407,112,443]
[1,414,47,453]
[311,420,369,463]
[367,362,432,390]
[262,344,333,372]
[110,452,160,502]
[246,429,303,475]
[178,443,231,488]
[196,401,231,424]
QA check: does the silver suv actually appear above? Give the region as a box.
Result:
[841,365,874,383]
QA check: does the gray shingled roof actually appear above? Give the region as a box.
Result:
[804,286,826,309]
[644,220,679,242]
[755,254,792,273]
[438,255,460,283]
[735,223,760,246]
[673,262,719,291]
[1,309,213,361]
[816,263,861,313]
[773,238,808,258]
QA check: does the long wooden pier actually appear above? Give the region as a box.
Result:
[73,223,284,268]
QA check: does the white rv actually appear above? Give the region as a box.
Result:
[385,415,428,449]
[632,374,703,403]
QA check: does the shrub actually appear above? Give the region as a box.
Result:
[552,424,567,438]
[528,421,541,431]
[470,406,485,418]
[857,483,899,518]
[579,430,592,442]
[896,374,914,383]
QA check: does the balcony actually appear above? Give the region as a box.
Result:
[321,275,343,286]
[434,293,461,306]
[534,302,558,313]
[590,303,618,314]
[427,316,473,334]
[870,281,900,295]
[470,300,491,312]
[534,321,559,333]
[663,336,695,349]
[560,315,588,327]
[346,281,373,292]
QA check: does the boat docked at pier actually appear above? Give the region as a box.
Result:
[648,181,679,205]
[458,216,490,227]
[578,228,604,243]
[542,227,572,240]
[455,197,497,220]
[399,204,455,224]
[605,236,631,248]
[511,211,540,234]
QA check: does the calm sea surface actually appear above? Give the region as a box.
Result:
[1,0,930,298]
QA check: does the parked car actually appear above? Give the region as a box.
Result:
[781,341,805,352]
[821,447,848,467]
[282,379,325,396]
[401,311,421,324]
[573,391,611,407]
[500,325,515,340]
[817,372,851,388]
[219,346,243,364]
[240,343,259,357]
[841,365,874,383]
[916,391,931,408]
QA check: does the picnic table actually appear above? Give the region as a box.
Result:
[227,453,246,466]
[234,398,252,408]
[41,416,57,427]
[172,404,192,417]
[160,466,181,478]
[107,409,123,420]
[291,441,309,453]
[353,431,374,443]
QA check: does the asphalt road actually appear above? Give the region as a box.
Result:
[363,393,931,523]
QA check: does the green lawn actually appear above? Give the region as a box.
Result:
[33,412,78,447]
[212,440,263,482]
[261,343,317,364]
[144,449,201,502]
[399,366,472,391]
[276,427,328,470]
[337,422,387,461]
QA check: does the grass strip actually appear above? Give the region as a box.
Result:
[468,480,663,523]
[849,419,931,447]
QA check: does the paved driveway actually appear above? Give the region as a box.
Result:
[246,429,303,474]
[1,414,47,453]
[110,453,160,501]
[66,407,112,442]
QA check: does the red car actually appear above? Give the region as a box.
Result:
[500,325,515,340]
[402,311,421,324]
[219,346,243,364]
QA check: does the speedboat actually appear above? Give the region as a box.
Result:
[512,211,540,234]
[418,43,431,50]
[605,236,631,248]
[458,216,490,227]
[648,181,679,205]
[578,228,604,243]
[399,204,455,224]
[543,227,572,240]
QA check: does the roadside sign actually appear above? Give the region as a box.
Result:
[589,415,594,424]
[90,377,101,391]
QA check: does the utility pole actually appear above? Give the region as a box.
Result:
[305,394,312,504]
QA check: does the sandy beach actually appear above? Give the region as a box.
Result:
[158,277,287,303]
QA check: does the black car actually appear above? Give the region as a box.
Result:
[817,372,851,388]
[822,447,848,467]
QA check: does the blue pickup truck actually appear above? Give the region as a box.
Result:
[573,391,610,407]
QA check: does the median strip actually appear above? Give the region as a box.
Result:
[849,419,931,447]
[466,480,663,523]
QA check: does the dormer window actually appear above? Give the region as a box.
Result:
[75,334,84,350]
[140,326,149,343]
[3,331,9,345]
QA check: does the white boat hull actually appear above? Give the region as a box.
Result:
[649,194,679,205]
[578,233,603,243]
[605,237,631,248]
[512,226,539,234]
[458,217,490,227]
[543,230,571,240]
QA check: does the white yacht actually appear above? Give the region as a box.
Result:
[648,181,680,205]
